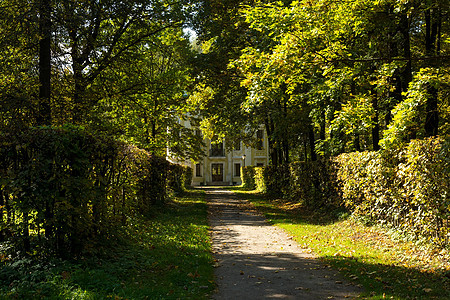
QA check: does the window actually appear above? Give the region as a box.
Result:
[195,163,202,177]
[234,163,241,177]
[256,129,264,150]
[257,163,264,167]
[210,136,224,157]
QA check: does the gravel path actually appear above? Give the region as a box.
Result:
[206,188,362,300]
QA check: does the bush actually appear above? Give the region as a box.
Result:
[0,125,178,257]
[334,137,449,246]
[255,165,290,197]
[242,166,256,190]
[167,164,193,195]
[244,136,449,247]
[290,160,339,208]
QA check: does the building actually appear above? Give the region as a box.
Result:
[169,120,269,186]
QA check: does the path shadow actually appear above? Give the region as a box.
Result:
[205,188,363,299]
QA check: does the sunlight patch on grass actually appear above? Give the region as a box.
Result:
[235,189,450,300]
[0,190,215,299]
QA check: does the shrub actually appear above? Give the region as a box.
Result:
[290,160,339,209]
[334,137,449,246]
[242,166,256,190]
[0,125,177,257]
[244,136,449,247]
[255,165,290,197]
[167,164,193,195]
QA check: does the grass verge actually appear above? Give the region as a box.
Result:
[0,189,215,299]
[234,189,450,300]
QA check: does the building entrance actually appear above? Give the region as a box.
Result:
[211,163,224,182]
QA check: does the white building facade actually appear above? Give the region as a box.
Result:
[169,120,269,186]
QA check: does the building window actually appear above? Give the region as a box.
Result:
[234,163,241,177]
[257,163,264,167]
[256,129,264,150]
[195,163,202,177]
[210,136,225,157]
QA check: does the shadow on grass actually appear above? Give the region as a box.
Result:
[323,255,450,299]
[0,190,215,299]
[226,187,450,299]
[229,187,347,226]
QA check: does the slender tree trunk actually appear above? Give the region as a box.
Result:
[265,118,278,166]
[69,25,86,123]
[308,124,317,161]
[38,0,52,125]
[283,138,289,164]
[354,133,361,152]
[371,87,380,151]
[424,6,440,136]
[303,137,308,162]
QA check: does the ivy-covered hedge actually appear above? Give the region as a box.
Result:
[242,166,256,190]
[0,126,191,257]
[246,136,449,247]
[255,165,290,197]
[289,159,340,208]
[335,137,449,246]
[167,164,193,195]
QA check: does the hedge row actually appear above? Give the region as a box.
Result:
[244,136,450,247]
[241,166,256,190]
[0,125,192,257]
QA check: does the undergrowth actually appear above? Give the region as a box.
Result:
[234,189,450,300]
[0,189,214,299]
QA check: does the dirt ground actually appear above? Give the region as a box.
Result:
[206,188,362,300]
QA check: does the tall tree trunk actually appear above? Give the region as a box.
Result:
[371,87,380,151]
[283,138,289,164]
[265,118,278,166]
[354,133,361,152]
[424,6,440,136]
[38,0,52,125]
[308,124,317,161]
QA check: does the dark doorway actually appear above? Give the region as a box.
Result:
[211,163,224,182]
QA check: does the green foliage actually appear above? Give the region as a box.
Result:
[241,166,256,190]
[290,160,340,209]
[0,191,215,299]
[0,126,183,257]
[167,164,193,195]
[335,137,449,247]
[239,191,450,299]
[245,136,449,247]
[255,165,290,197]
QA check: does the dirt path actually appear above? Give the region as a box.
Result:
[206,188,362,300]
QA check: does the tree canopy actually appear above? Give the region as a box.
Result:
[190,0,449,164]
[1,0,449,162]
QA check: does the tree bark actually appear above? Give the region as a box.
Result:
[371,87,380,151]
[424,6,440,136]
[308,124,317,161]
[38,0,52,125]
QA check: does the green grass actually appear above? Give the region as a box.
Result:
[0,189,215,299]
[234,189,450,300]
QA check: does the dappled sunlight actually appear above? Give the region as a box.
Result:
[206,188,362,299]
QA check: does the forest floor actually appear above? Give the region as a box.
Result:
[205,187,362,299]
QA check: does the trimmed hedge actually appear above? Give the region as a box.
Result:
[167,164,193,195]
[242,166,256,190]
[246,136,450,247]
[335,137,450,246]
[0,125,192,257]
